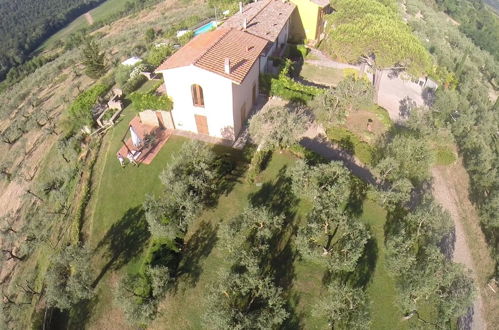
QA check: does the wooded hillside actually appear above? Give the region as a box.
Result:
[435,0,499,60]
[0,0,104,80]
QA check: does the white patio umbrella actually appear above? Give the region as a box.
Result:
[130,125,142,147]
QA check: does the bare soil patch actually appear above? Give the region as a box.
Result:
[345,109,386,144]
[84,12,94,25]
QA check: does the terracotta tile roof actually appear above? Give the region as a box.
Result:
[156,28,268,84]
[222,0,296,42]
[156,28,228,72]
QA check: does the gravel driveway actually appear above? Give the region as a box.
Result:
[305,48,429,122]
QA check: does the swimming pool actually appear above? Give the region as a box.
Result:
[194,21,218,36]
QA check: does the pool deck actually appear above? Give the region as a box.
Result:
[193,20,218,36]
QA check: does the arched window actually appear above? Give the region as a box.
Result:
[191,84,204,107]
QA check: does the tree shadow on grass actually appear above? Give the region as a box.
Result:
[346,176,368,217]
[281,291,306,330]
[345,234,378,289]
[206,147,248,209]
[272,242,297,291]
[249,167,298,219]
[92,206,150,287]
[321,225,378,290]
[383,207,408,245]
[248,167,305,328]
[68,296,99,329]
[177,220,219,290]
[45,307,68,330]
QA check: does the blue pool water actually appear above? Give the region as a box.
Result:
[194,21,217,36]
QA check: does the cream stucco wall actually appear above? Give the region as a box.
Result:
[232,60,260,137]
[260,19,291,72]
[160,65,235,139]
[160,61,260,140]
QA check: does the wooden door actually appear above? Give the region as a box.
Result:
[194,115,209,135]
[240,103,246,132]
[252,83,256,106]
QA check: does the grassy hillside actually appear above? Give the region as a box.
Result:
[0,0,105,79]
[0,1,213,328]
[40,0,135,50]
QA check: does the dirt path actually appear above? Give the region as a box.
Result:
[84,12,94,25]
[299,125,377,185]
[298,124,494,329]
[432,165,490,330]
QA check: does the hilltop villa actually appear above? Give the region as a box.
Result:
[155,0,330,141]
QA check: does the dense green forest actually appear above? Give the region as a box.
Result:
[0,0,165,91]
[0,0,106,80]
[435,0,499,61]
[483,0,499,12]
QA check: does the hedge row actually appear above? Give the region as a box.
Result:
[68,83,111,129]
[129,92,173,111]
[260,60,323,103]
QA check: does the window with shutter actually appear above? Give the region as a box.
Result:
[191,84,204,107]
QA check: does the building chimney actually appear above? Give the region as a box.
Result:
[239,2,243,13]
[243,18,247,29]
[224,58,231,74]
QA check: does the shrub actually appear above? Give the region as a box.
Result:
[122,75,147,94]
[144,239,181,270]
[67,83,111,131]
[288,144,326,165]
[327,126,374,165]
[115,64,134,87]
[146,44,173,66]
[433,145,456,165]
[129,92,172,111]
[177,30,194,46]
[366,105,392,128]
[285,44,309,60]
[130,63,155,78]
[246,150,272,183]
[342,68,360,78]
[260,60,323,103]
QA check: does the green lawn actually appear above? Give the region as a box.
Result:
[40,0,131,50]
[85,110,403,327]
[82,103,189,327]
[361,197,406,330]
[327,126,375,165]
[299,62,345,86]
[433,144,457,166]
[135,79,162,93]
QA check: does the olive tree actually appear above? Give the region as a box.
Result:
[288,160,351,204]
[374,135,434,185]
[385,196,475,322]
[204,265,288,329]
[144,141,218,240]
[114,265,172,325]
[296,191,370,273]
[312,280,371,330]
[248,105,310,150]
[218,206,285,259]
[44,245,94,310]
[310,75,374,127]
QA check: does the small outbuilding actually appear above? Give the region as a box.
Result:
[121,57,142,66]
